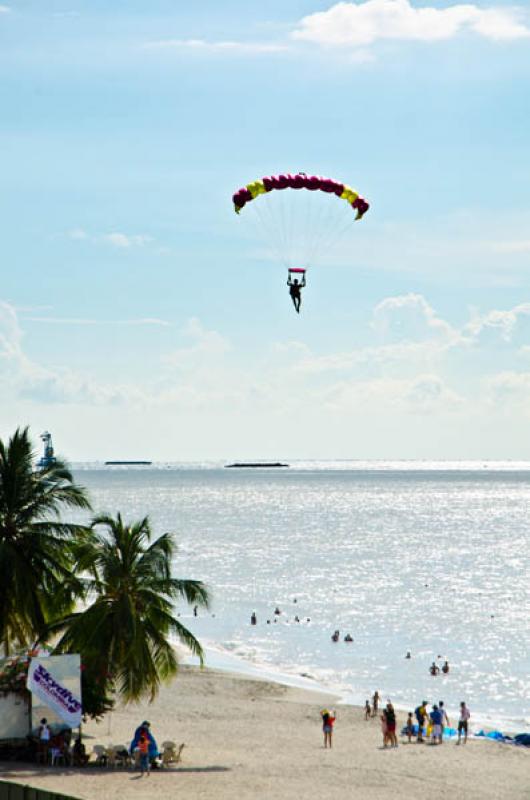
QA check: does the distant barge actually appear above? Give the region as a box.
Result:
[105,461,152,466]
[225,462,289,468]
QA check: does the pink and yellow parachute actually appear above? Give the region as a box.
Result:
[232,173,369,220]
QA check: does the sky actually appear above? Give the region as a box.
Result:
[1,0,530,461]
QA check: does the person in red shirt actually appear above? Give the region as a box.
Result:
[321,709,336,748]
[138,734,150,776]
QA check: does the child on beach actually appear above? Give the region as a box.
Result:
[138,734,150,776]
[364,700,371,720]
[321,709,336,748]
[405,712,414,743]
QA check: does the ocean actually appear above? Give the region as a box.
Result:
[73,461,530,733]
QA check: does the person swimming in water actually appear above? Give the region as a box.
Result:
[287,273,305,313]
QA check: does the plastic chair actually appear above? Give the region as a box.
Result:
[92,745,108,766]
[112,745,131,768]
[161,742,185,767]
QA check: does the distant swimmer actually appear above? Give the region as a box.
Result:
[287,272,305,314]
[274,607,281,615]
[430,662,440,676]
[193,605,198,617]
[441,660,450,674]
[294,615,300,623]
[405,651,411,659]
[250,612,257,625]
[331,630,340,642]
[344,634,353,642]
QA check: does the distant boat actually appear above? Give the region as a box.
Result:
[225,462,289,468]
[37,431,57,469]
[105,461,152,466]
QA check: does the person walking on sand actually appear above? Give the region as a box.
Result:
[383,702,398,748]
[321,709,336,748]
[138,734,150,776]
[364,700,371,720]
[457,702,470,745]
[372,690,380,717]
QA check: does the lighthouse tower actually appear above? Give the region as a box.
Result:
[37,431,56,469]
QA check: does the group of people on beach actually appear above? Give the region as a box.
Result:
[36,718,87,767]
[362,695,471,747]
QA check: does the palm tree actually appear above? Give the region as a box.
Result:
[53,513,210,702]
[0,427,92,655]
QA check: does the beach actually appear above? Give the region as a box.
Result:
[2,666,528,800]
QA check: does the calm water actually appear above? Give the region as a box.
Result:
[73,462,530,732]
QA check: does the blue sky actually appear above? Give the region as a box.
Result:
[1,0,530,460]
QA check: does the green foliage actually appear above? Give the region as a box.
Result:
[0,427,210,711]
[0,654,30,695]
[79,652,115,720]
[0,428,92,654]
[53,513,210,703]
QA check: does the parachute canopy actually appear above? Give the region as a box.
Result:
[232,173,369,220]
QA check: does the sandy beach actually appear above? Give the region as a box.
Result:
[1,666,528,800]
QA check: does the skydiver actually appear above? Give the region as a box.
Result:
[287,274,305,313]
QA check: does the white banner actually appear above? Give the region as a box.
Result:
[27,658,82,728]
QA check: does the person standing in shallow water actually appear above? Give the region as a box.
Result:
[321,709,336,748]
[457,702,470,745]
[372,691,380,717]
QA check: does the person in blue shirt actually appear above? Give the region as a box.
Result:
[130,721,159,762]
[429,704,443,745]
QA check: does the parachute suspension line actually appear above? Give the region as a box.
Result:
[305,192,337,267]
[252,199,288,269]
[313,201,355,263]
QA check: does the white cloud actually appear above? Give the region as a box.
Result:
[66,229,153,248]
[291,0,530,47]
[25,316,170,327]
[102,232,152,248]
[162,318,230,368]
[493,240,530,253]
[0,301,147,407]
[464,303,530,345]
[144,38,287,54]
[320,372,463,415]
[0,6,10,13]
[484,371,530,411]
[372,293,456,342]
[67,228,88,240]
